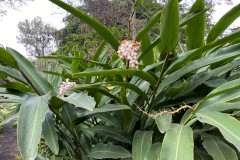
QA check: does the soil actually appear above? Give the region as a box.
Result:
[0,119,18,160]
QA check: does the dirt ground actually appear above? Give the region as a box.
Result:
[0,120,18,160]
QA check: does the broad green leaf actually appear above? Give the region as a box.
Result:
[160,0,179,52]
[138,36,161,62]
[132,131,153,160]
[61,93,95,111]
[77,104,130,117]
[134,0,143,11]
[204,78,240,101]
[49,0,120,51]
[38,55,112,69]
[157,44,240,95]
[84,125,131,144]
[186,0,205,50]
[70,51,81,73]
[166,30,240,74]
[141,34,154,66]
[18,95,49,160]
[0,47,19,69]
[0,82,34,93]
[200,102,240,112]
[42,112,59,154]
[144,142,162,160]
[202,134,238,160]
[196,111,240,151]
[165,80,188,98]
[88,143,131,159]
[0,65,28,84]
[207,3,240,43]
[160,124,193,160]
[179,7,210,27]
[73,69,157,87]
[7,48,56,96]
[194,148,212,160]
[88,40,106,69]
[136,11,162,41]
[155,113,172,133]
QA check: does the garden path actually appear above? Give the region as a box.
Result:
[0,120,18,160]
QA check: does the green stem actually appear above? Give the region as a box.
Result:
[141,53,171,129]
[56,125,82,159]
[183,101,202,125]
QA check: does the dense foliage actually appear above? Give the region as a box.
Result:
[1,0,240,160]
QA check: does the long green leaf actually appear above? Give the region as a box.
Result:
[144,142,162,160]
[202,134,238,160]
[196,111,240,151]
[18,95,49,160]
[204,78,240,101]
[141,34,154,66]
[38,55,112,69]
[42,112,59,154]
[49,0,120,51]
[157,44,240,95]
[61,93,95,111]
[166,30,240,74]
[134,0,143,11]
[186,0,205,50]
[7,48,56,96]
[132,131,153,160]
[0,82,34,93]
[88,143,131,159]
[0,65,28,84]
[207,3,240,43]
[179,7,210,27]
[136,11,162,41]
[160,0,179,52]
[88,40,106,69]
[73,69,157,87]
[85,125,131,144]
[155,113,172,133]
[0,47,19,69]
[160,124,193,160]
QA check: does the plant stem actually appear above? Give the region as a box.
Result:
[56,125,82,160]
[141,53,171,129]
[183,101,202,125]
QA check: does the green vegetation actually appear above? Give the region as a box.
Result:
[1,0,240,160]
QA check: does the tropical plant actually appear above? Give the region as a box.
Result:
[1,0,240,160]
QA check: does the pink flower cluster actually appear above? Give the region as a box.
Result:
[117,40,141,69]
[59,79,76,97]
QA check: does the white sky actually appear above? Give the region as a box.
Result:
[0,0,240,57]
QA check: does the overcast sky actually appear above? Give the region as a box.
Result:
[0,0,240,57]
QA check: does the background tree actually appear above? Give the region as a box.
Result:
[17,16,57,57]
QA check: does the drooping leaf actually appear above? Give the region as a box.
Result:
[42,112,59,154]
[155,113,172,133]
[0,82,34,93]
[88,143,131,159]
[60,93,95,111]
[0,47,19,69]
[18,95,49,160]
[202,134,238,160]
[84,125,132,144]
[7,48,56,96]
[207,3,240,43]
[132,131,153,160]
[196,111,240,151]
[160,0,179,52]
[144,142,162,160]
[73,69,157,87]
[136,11,162,41]
[49,0,120,51]
[160,124,194,160]
[0,65,28,84]
[186,0,205,50]
[141,34,154,66]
